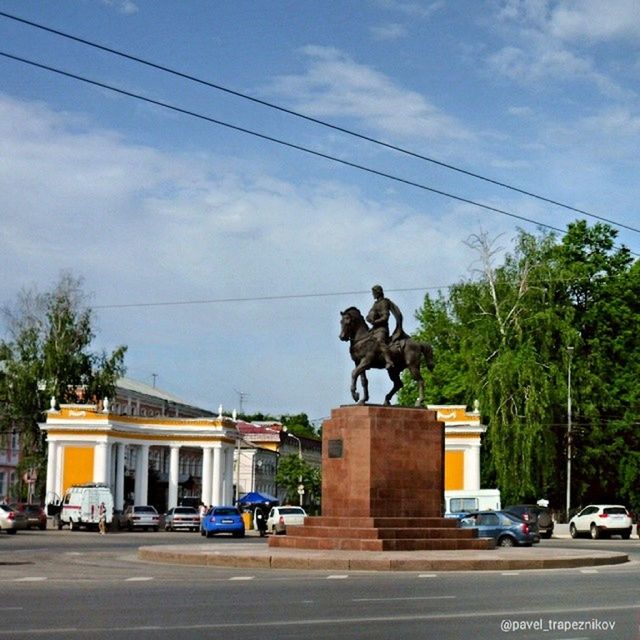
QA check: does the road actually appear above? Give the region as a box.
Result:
[1,529,639,639]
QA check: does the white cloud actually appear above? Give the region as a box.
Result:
[0,93,494,416]
[269,46,473,143]
[101,0,139,15]
[370,23,408,41]
[549,0,640,43]
[489,0,636,97]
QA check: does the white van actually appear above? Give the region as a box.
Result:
[444,489,501,516]
[58,483,114,531]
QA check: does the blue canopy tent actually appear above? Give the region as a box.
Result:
[237,491,279,506]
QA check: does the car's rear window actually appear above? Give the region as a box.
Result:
[279,508,305,515]
[603,507,627,515]
[175,507,196,514]
[136,506,157,513]
[213,508,239,516]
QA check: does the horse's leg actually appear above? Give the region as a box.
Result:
[384,367,404,405]
[406,353,425,407]
[360,371,369,404]
[351,361,370,403]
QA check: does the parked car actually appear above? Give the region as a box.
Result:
[164,506,200,532]
[459,510,537,547]
[504,504,554,539]
[569,504,632,539]
[122,505,160,531]
[200,506,245,538]
[10,503,47,530]
[0,504,27,534]
[266,505,307,534]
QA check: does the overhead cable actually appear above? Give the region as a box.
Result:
[1,11,638,235]
[0,50,571,240]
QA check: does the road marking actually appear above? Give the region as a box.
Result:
[354,596,456,602]
[125,577,154,582]
[327,575,349,579]
[418,574,437,578]
[501,572,520,575]
[229,576,254,581]
[580,569,599,574]
[14,577,47,582]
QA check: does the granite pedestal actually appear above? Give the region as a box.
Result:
[269,405,494,551]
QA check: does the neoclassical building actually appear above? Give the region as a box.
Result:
[39,399,487,512]
[40,403,238,511]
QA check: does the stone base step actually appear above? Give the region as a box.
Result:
[269,535,495,551]
[288,525,478,540]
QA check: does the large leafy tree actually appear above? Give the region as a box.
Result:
[0,273,127,496]
[401,222,640,512]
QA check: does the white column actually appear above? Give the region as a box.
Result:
[211,445,222,506]
[93,442,109,484]
[223,446,234,504]
[45,440,58,505]
[134,444,149,505]
[464,442,481,491]
[114,443,126,512]
[201,447,212,507]
[55,445,63,498]
[168,445,180,510]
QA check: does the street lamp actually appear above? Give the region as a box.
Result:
[566,346,574,522]
[280,426,304,506]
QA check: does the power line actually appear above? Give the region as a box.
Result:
[92,287,440,310]
[0,50,573,238]
[1,10,638,236]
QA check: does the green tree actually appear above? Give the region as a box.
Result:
[0,273,127,498]
[275,454,321,505]
[403,222,640,510]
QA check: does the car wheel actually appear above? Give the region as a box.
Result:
[69,520,76,531]
[206,530,212,538]
[153,526,158,532]
[39,523,46,531]
[7,528,17,535]
[166,525,171,532]
[127,522,133,532]
[621,528,631,540]
[590,523,600,539]
[569,523,578,538]
[497,535,515,547]
[200,529,206,537]
[57,520,64,530]
[541,531,552,539]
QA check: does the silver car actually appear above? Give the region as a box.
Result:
[122,505,160,531]
[164,506,200,531]
[0,504,28,534]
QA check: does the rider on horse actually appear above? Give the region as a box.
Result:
[366,285,409,369]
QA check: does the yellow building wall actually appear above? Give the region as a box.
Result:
[62,446,94,494]
[444,450,464,490]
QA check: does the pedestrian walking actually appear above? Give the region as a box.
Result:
[98,501,107,535]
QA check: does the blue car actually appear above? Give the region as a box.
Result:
[200,506,245,538]
[459,510,537,547]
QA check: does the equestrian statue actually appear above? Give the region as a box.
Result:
[339,285,434,407]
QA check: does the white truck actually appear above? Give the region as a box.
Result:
[444,489,501,516]
[58,483,114,531]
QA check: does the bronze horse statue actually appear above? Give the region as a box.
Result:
[339,306,434,406]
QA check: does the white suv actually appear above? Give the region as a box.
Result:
[569,504,632,539]
[266,505,307,534]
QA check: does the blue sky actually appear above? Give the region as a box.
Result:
[1,1,639,421]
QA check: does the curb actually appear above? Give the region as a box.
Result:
[138,544,629,572]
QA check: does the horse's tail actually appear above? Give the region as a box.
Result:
[421,342,435,371]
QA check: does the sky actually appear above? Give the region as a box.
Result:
[1,1,639,422]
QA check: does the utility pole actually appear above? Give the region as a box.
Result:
[235,389,248,415]
[566,346,574,522]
